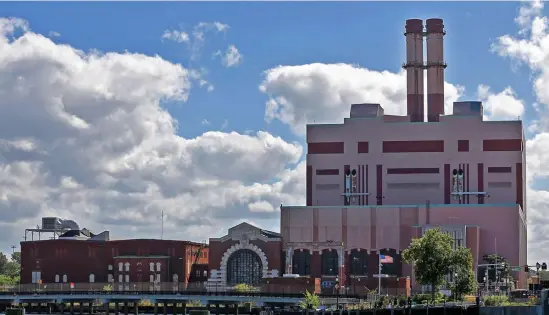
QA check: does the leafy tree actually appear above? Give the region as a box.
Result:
[11,252,20,265]
[299,290,320,310]
[103,284,113,291]
[4,262,19,279]
[450,247,477,299]
[402,228,455,302]
[0,253,8,275]
[0,274,17,286]
[0,252,21,286]
[539,270,549,281]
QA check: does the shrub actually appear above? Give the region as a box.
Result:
[484,295,509,306]
[233,283,259,293]
[298,290,320,310]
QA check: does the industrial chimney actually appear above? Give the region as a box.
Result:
[425,18,446,122]
[404,19,425,122]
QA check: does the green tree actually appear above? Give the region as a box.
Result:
[299,290,320,310]
[4,261,19,279]
[402,228,455,302]
[10,252,20,265]
[450,247,477,299]
[0,274,17,286]
[0,253,8,275]
[539,270,549,281]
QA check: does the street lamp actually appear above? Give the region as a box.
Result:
[453,273,458,301]
[335,276,340,311]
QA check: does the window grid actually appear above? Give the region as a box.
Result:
[293,251,311,276]
[321,251,338,276]
[227,249,262,286]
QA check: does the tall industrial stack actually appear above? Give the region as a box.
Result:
[404,19,425,123]
[425,18,446,122]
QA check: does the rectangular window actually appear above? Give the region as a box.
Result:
[308,142,344,154]
[316,169,340,175]
[383,140,444,153]
[483,139,522,152]
[386,168,439,174]
[357,142,369,153]
[458,140,469,152]
[31,271,41,284]
[487,167,512,173]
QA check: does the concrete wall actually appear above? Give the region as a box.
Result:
[306,108,525,211]
[480,306,542,315]
[281,203,527,288]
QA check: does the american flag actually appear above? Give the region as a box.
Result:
[380,254,393,263]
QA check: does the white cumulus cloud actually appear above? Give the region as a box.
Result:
[0,17,304,252]
[492,0,549,263]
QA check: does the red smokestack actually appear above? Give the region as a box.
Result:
[404,19,425,122]
[426,18,446,122]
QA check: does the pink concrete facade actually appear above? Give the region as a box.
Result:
[281,102,528,290]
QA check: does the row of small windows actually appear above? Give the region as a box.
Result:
[54,273,170,283]
[113,262,162,272]
[292,250,399,276]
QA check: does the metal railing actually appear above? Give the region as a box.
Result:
[0,282,395,300]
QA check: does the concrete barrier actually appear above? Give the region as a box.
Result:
[480,306,542,315]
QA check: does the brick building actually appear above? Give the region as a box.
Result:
[206,223,282,291]
[21,225,208,290]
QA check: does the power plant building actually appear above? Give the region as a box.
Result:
[280,18,528,290]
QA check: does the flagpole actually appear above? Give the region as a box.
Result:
[378,252,382,295]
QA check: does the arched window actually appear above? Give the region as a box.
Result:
[118,262,123,271]
[89,274,95,283]
[350,249,368,275]
[55,275,60,283]
[149,262,155,272]
[108,265,113,271]
[293,250,311,275]
[150,275,154,282]
[156,262,161,272]
[173,274,179,283]
[118,275,123,283]
[321,250,338,276]
[226,249,262,286]
[108,274,113,283]
[124,262,130,272]
[62,274,68,283]
[125,275,129,283]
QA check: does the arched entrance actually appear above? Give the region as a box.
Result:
[226,249,263,286]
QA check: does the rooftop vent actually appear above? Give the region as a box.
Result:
[453,101,483,117]
[41,217,80,231]
[350,103,384,118]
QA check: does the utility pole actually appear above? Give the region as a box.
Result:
[161,210,164,240]
[11,245,15,254]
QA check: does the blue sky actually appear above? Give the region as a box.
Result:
[1,2,537,144]
[2,1,549,262]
